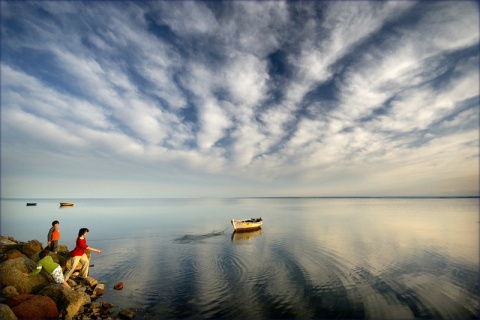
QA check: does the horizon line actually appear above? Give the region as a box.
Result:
[1,196,479,200]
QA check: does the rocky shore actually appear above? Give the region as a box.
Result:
[0,236,135,319]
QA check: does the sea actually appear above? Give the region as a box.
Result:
[1,197,479,319]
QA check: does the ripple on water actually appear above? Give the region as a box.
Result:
[93,214,479,319]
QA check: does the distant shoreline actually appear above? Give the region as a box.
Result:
[239,196,480,199]
[1,196,479,200]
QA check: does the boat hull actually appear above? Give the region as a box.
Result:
[60,202,74,207]
[26,203,37,206]
[231,218,262,232]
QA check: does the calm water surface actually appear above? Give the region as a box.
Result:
[1,198,479,319]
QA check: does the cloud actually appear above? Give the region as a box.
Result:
[1,1,478,197]
[223,53,269,107]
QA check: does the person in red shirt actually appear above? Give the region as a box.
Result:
[64,228,102,281]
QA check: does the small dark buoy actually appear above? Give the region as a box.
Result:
[114,282,124,290]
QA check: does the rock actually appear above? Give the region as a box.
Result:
[0,303,17,320]
[21,240,43,256]
[118,309,136,319]
[93,283,105,296]
[1,286,19,299]
[114,282,124,290]
[40,284,90,319]
[1,237,122,320]
[28,251,40,262]
[0,236,18,245]
[84,276,98,287]
[4,294,58,319]
[0,237,23,255]
[76,299,115,319]
[102,302,114,309]
[2,250,25,261]
[53,252,67,269]
[82,291,92,305]
[0,257,50,294]
[1,236,19,243]
[67,278,77,287]
[0,245,23,256]
[57,243,69,254]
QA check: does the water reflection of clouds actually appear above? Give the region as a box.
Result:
[399,272,478,318]
[295,199,479,318]
[13,198,476,318]
[303,199,479,266]
[164,198,479,318]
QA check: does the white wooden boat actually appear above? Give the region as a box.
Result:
[231,218,262,232]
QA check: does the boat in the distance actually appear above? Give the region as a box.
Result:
[59,202,74,207]
[26,203,37,206]
[231,217,263,232]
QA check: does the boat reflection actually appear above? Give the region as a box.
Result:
[231,229,262,242]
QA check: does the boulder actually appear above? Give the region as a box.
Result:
[57,244,69,254]
[4,294,58,319]
[21,240,43,256]
[0,257,50,294]
[79,301,115,319]
[93,283,105,296]
[0,237,23,255]
[114,282,124,290]
[28,252,40,262]
[67,278,77,287]
[0,236,18,244]
[54,253,67,270]
[1,286,19,299]
[3,250,25,261]
[84,276,98,288]
[119,309,136,319]
[40,284,90,319]
[0,304,17,320]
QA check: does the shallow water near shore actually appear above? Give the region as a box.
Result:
[1,197,479,318]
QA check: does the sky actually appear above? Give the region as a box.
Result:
[1,1,479,198]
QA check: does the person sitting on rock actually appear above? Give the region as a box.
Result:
[24,249,71,288]
[64,228,102,282]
